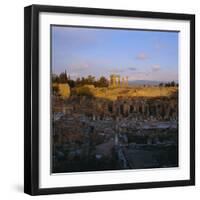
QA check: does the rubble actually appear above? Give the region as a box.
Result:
[52,91,178,173]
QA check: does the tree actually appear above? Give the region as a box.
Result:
[164,81,176,87]
[67,79,75,88]
[59,72,68,83]
[170,81,175,87]
[97,76,109,87]
[52,74,59,83]
[165,82,170,87]
[75,75,96,86]
[87,75,95,84]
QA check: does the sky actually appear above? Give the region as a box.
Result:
[52,26,178,82]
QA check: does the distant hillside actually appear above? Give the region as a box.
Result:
[129,80,178,86]
[128,80,164,86]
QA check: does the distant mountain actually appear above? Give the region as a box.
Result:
[128,80,166,86]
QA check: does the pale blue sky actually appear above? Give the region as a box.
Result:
[52,26,178,82]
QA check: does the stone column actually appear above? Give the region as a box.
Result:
[117,75,120,87]
[110,75,116,87]
[122,77,125,87]
[126,76,128,87]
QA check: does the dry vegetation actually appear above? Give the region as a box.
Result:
[53,83,178,100]
[53,83,70,99]
[74,84,178,100]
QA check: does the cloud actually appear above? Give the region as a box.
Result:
[135,52,149,60]
[128,67,137,71]
[152,64,161,72]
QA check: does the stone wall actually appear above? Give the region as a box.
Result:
[68,96,178,121]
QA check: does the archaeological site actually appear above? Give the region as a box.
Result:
[52,73,178,173]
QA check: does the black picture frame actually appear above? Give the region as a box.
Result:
[24,4,195,195]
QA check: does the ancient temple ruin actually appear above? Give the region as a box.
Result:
[110,74,128,87]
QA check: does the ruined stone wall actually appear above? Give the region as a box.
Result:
[69,96,178,121]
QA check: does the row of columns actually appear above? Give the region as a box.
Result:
[110,74,128,87]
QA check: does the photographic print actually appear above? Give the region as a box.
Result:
[24,5,195,195]
[51,26,179,173]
